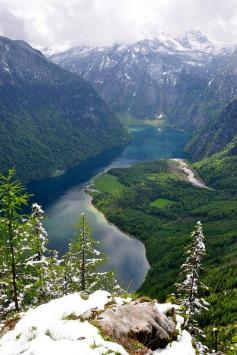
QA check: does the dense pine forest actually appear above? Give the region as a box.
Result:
[92,159,237,353]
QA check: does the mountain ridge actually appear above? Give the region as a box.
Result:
[0,36,128,182]
[50,30,236,131]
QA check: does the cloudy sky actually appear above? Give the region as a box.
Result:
[0,0,237,49]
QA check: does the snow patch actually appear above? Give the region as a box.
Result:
[154,330,195,355]
[0,291,127,355]
[0,291,195,355]
[155,302,179,315]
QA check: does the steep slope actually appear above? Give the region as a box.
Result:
[187,99,237,160]
[50,30,231,130]
[174,45,237,130]
[192,142,237,192]
[204,47,237,107]
[92,160,237,352]
[0,36,128,182]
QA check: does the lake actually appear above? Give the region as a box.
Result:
[28,125,189,291]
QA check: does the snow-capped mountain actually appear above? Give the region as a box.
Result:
[49,30,235,130]
[39,44,72,57]
[177,30,217,52]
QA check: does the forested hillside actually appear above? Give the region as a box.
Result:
[91,160,237,353]
[187,99,237,160]
[0,36,128,182]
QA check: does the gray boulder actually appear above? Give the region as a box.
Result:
[96,299,176,351]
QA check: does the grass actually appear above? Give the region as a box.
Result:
[15,333,21,340]
[94,174,125,194]
[61,313,78,321]
[90,341,99,350]
[150,198,176,209]
[117,112,166,128]
[90,319,146,354]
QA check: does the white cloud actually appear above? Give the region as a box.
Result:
[1,0,237,48]
[0,8,28,40]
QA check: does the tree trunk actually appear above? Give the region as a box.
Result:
[8,220,19,312]
[81,214,85,291]
[185,258,198,329]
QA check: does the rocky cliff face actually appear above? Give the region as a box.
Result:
[0,36,128,182]
[50,31,236,131]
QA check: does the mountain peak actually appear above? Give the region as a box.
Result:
[177,30,213,51]
[186,29,209,42]
[0,36,44,59]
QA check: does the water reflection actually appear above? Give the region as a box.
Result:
[28,126,189,291]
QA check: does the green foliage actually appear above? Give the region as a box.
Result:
[0,170,62,317]
[176,222,208,342]
[187,99,237,161]
[0,168,31,313]
[61,313,78,321]
[62,214,120,294]
[0,105,128,183]
[0,38,129,183]
[92,159,237,352]
[0,169,122,320]
[0,167,30,217]
[150,198,176,209]
[23,204,59,304]
[94,174,125,194]
[193,153,237,193]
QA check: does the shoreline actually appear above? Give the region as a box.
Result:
[87,158,210,291]
[85,189,150,291]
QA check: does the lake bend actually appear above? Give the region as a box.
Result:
[28,125,189,291]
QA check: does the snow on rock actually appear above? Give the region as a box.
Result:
[0,291,196,355]
[155,303,179,315]
[39,44,72,57]
[155,304,185,338]
[154,330,195,355]
[114,296,132,306]
[0,291,127,355]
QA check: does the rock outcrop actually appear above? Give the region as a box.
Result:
[0,291,195,355]
[96,299,176,351]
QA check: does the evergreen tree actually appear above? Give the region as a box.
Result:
[0,170,122,319]
[0,171,63,318]
[63,213,121,294]
[0,168,30,314]
[23,204,62,305]
[176,221,209,351]
[45,250,65,299]
[29,203,48,261]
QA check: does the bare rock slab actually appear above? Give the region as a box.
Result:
[96,299,176,351]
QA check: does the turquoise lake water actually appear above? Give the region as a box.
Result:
[28,126,189,290]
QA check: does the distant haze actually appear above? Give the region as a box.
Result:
[0,0,237,49]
